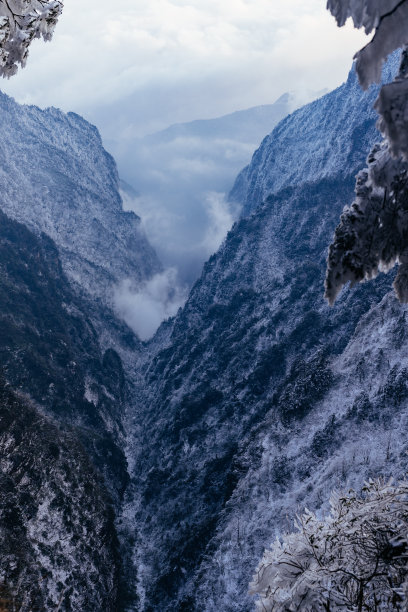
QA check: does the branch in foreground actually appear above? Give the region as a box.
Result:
[0,0,63,77]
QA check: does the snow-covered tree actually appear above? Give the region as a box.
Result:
[0,0,63,77]
[325,2,408,303]
[250,479,408,611]
[325,136,408,305]
[327,1,408,94]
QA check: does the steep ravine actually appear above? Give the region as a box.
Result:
[124,58,408,611]
[0,89,161,610]
[126,176,399,611]
[0,54,406,612]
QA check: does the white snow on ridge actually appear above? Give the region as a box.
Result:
[231,54,400,217]
[0,92,161,305]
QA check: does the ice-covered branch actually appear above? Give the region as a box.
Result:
[251,479,408,611]
[327,0,408,89]
[326,3,408,302]
[325,141,408,304]
[0,0,63,77]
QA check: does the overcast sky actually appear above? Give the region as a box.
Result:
[1,0,368,140]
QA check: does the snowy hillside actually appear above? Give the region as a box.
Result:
[0,92,164,609]
[0,211,129,609]
[126,175,398,611]
[0,92,161,304]
[230,55,399,217]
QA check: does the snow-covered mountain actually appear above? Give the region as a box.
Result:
[230,55,399,217]
[0,92,161,304]
[0,91,164,608]
[126,179,396,611]
[0,53,407,612]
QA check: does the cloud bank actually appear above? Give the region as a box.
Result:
[114,270,187,341]
[121,183,238,284]
[117,93,318,284]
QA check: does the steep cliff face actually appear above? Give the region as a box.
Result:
[0,210,129,609]
[0,89,174,610]
[125,58,408,611]
[0,93,161,304]
[229,56,399,217]
[0,210,128,493]
[190,294,408,612]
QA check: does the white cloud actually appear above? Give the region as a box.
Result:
[201,192,237,256]
[114,270,187,341]
[1,0,369,136]
[120,137,243,284]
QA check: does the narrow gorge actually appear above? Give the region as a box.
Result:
[0,54,406,611]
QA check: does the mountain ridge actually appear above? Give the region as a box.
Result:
[0,90,161,307]
[230,55,399,217]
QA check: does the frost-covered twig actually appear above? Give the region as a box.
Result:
[250,479,408,611]
[0,0,63,77]
[325,2,408,302]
